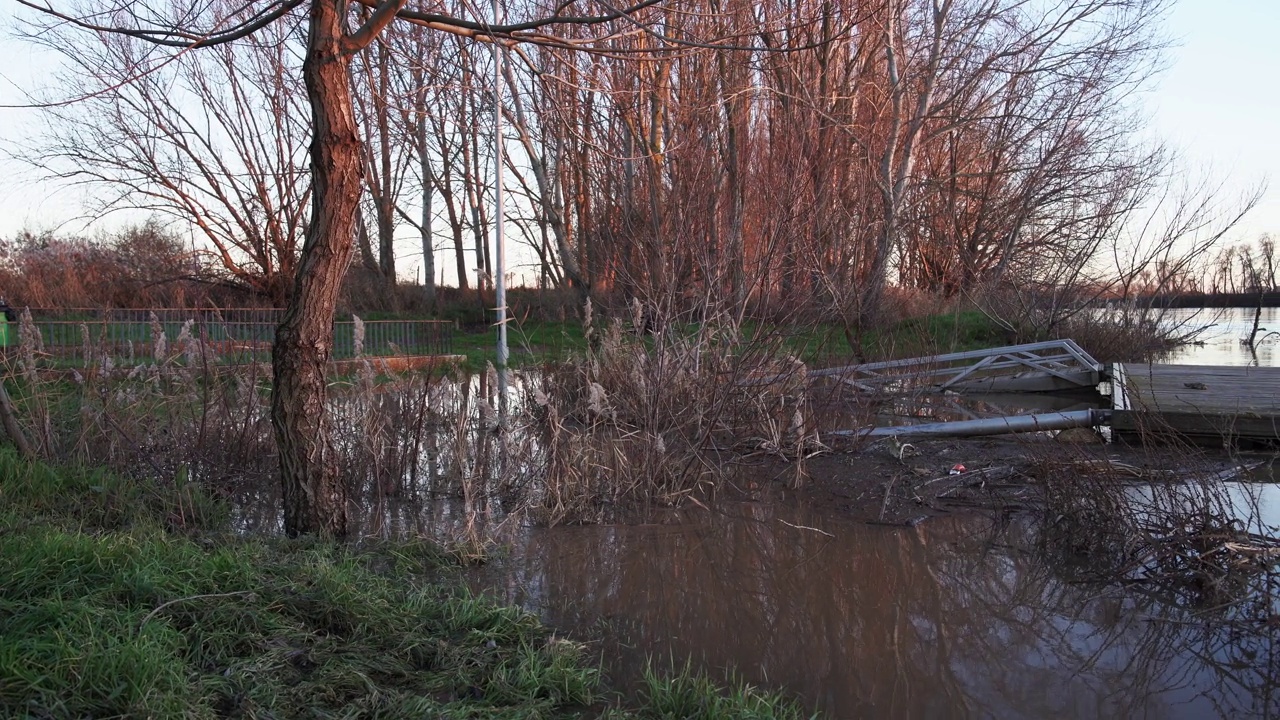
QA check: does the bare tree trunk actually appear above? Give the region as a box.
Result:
[501,61,588,297]
[413,62,437,306]
[418,117,437,305]
[356,205,380,272]
[352,35,401,289]
[0,380,35,460]
[431,121,470,291]
[272,0,360,539]
[376,196,397,284]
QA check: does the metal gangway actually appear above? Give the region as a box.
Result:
[812,339,1103,394]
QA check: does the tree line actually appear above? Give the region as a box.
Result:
[15,0,1256,321]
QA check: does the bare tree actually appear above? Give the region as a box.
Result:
[16,15,311,303]
[352,28,411,286]
[499,50,588,295]
[519,0,1189,335]
[0,221,207,307]
[17,0,692,537]
[15,0,1221,537]
[1209,233,1278,297]
[398,23,449,305]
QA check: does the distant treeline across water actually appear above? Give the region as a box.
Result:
[1125,292,1280,309]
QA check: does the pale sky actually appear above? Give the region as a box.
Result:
[1148,0,1278,240]
[0,0,1276,282]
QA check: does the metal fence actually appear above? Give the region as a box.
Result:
[20,309,453,366]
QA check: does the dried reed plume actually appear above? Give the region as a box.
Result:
[527,299,822,525]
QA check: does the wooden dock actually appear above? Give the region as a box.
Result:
[1111,363,1280,444]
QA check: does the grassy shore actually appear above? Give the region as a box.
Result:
[452,310,1012,372]
[0,449,814,719]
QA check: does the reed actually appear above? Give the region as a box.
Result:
[525,300,821,524]
[0,311,538,550]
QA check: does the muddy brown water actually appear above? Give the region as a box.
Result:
[224,475,1278,717]
[468,502,1278,719]
[218,332,1280,717]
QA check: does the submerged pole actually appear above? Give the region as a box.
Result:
[834,409,1111,439]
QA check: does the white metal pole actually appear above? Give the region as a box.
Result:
[491,0,508,414]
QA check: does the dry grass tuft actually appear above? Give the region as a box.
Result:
[526,300,822,525]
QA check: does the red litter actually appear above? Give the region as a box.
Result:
[949,464,966,475]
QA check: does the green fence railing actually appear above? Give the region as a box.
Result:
[18,309,453,366]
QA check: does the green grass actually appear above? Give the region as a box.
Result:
[0,452,587,718]
[456,321,587,372]
[0,449,819,719]
[741,310,1011,365]
[631,662,818,720]
[860,310,1012,360]
[452,311,1009,372]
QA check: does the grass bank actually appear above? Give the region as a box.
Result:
[452,310,1012,372]
[0,449,814,719]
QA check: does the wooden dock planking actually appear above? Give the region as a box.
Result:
[1111,363,1280,442]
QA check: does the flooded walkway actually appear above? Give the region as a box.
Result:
[473,501,1279,719]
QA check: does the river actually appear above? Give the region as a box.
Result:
[1163,306,1280,367]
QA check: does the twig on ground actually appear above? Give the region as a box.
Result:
[779,518,834,537]
[139,590,256,631]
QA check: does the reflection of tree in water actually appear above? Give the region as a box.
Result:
[226,371,540,541]
[475,509,1277,719]
[935,517,1276,719]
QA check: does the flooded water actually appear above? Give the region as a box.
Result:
[1235,478,1280,531]
[209,312,1280,718]
[472,504,1278,718]
[455,318,1280,716]
[1163,307,1280,367]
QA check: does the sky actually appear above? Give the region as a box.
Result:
[0,0,1277,284]
[1146,0,1279,239]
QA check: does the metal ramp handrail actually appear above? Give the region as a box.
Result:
[812,339,1102,391]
